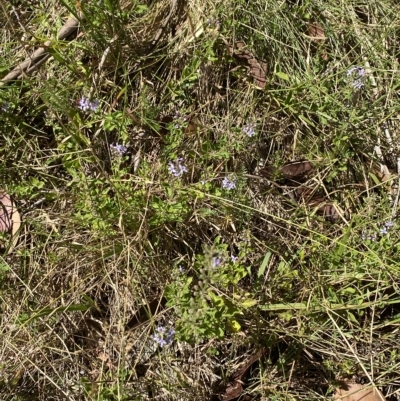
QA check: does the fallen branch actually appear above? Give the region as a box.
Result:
[1,0,180,86]
[0,14,83,85]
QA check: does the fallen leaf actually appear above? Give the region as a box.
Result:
[227,41,268,89]
[295,186,321,203]
[307,22,326,40]
[0,192,21,252]
[218,347,266,400]
[221,381,242,401]
[281,160,315,179]
[334,382,386,401]
[317,202,343,222]
[0,192,13,232]
[258,160,314,181]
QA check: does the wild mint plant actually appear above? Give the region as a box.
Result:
[3,1,400,399]
[166,239,247,342]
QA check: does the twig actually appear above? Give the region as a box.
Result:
[391,157,400,219]
[88,33,119,99]
[150,0,178,47]
[1,0,179,86]
[0,14,83,85]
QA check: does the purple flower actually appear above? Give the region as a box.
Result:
[347,67,365,77]
[222,176,236,190]
[347,67,365,90]
[243,122,256,137]
[352,80,364,90]
[110,143,128,156]
[78,97,99,112]
[1,102,10,112]
[211,256,222,268]
[178,265,185,273]
[168,158,188,177]
[230,255,238,263]
[173,111,188,129]
[378,221,394,236]
[153,326,175,347]
[362,230,377,242]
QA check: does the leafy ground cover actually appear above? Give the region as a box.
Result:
[1,0,400,400]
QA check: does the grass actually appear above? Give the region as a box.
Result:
[1,0,400,400]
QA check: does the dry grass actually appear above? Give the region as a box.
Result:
[1,0,400,400]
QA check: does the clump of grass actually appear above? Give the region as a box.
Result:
[1,0,400,400]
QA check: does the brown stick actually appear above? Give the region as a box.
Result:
[150,0,178,47]
[0,15,83,85]
[1,1,179,86]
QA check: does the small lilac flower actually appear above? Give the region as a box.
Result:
[385,221,394,228]
[178,265,185,273]
[347,67,365,77]
[173,111,188,129]
[243,122,256,137]
[1,102,10,112]
[168,158,188,177]
[206,18,220,27]
[362,230,377,242]
[211,256,222,268]
[346,67,365,90]
[77,97,89,110]
[222,176,236,190]
[110,143,128,156]
[78,97,99,112]
[230,255,238,263]
[380,227,388,235]
[153,326,175,347]
[89,99,99,111]
[352,80,364,90]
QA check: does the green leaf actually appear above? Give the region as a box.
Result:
[275,71,290,81]
[258,251,271,278]
[340,287,356,294]
[347,311,358,323]
[228,319,241,332]
[241,299,258,308]
[298,114,314,126]
[18,303,92,325]
[369,172,381,186]
[317,111,336,122]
